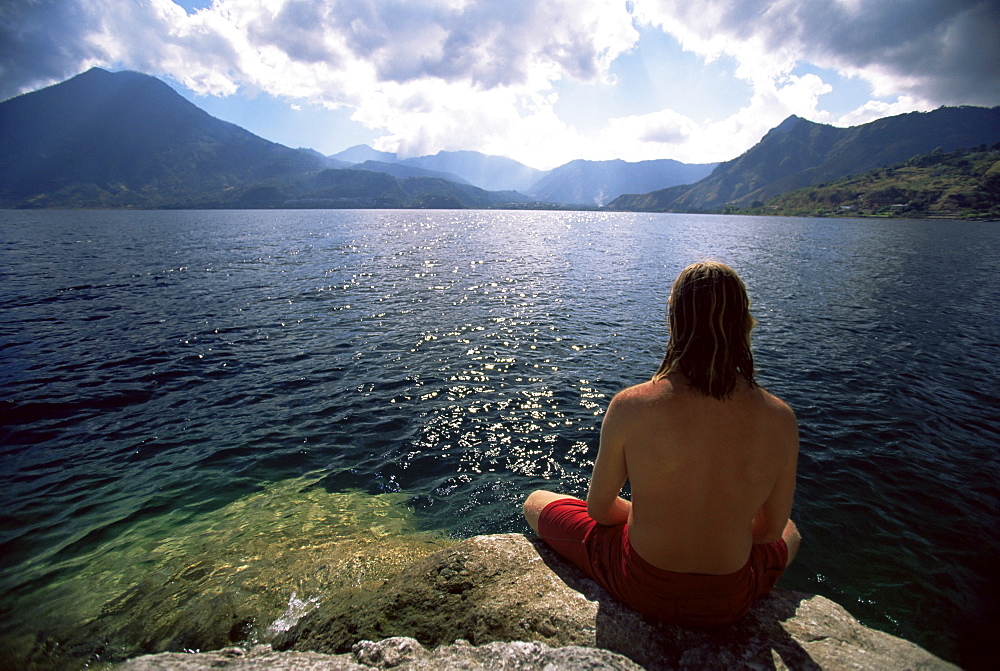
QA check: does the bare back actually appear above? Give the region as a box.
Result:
[587,372,798,575]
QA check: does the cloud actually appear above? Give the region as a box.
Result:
[194,0,639,95]
[602,0,998,163]
[634,0,1000,106]
[358,0,637,88]
[0,0,637,168]
[581,70,835,165]
[834,96,927,128]
[0,0,106,98]
[1,0,996,169]
[0,0,246,99]
[0,1,637,97]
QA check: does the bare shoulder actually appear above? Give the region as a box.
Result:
[601,382,669,449]
[757,386,796,418]
[609,379,675,408]
[754,387,799,443]
[609,380,688,434]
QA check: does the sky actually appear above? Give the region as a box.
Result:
[1,0,998,171]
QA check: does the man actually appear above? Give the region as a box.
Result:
[523,261,801,626]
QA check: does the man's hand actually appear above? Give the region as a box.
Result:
[590,495,632,526]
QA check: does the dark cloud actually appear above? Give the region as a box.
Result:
[3,0,995,110]
[321,0,613,88]
[802,0,999,104]
[0,0,106,99]
[661,0,1000,105]
[639,124,688,144]
[248,1,342,65]
[431,1,609,87]
[0,0,242,101]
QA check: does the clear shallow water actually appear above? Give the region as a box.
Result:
[1,209,997,668]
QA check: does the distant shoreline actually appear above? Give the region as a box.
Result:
[1,205,995,221]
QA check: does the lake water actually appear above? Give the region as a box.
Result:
[1,209,997,669]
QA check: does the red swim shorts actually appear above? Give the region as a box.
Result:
[538,497,787,627]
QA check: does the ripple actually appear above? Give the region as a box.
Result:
[1,210,998,667]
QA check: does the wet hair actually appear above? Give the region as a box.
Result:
[652,261,756,399]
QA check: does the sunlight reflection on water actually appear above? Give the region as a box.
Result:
[1,209,998,668]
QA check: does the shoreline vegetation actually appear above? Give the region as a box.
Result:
[724,146,1000,221]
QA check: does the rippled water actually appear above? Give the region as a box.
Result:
[1,209,997,668]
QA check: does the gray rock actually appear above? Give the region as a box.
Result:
[118,637,643,670]
[118,644,370,670]
[275,533,956,670]
[355,637,644,670]
[118,533,958,670]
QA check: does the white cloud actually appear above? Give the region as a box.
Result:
[612,0,999,161]
[0,0,638,167]
[525,67,836,167]
[166,0,640,168]
[834,96,928,128]
[633,0,999,106]
[1,0,996,169]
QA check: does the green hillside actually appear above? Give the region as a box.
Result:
[732,145,1000,220]
[0,68,327,208]
[608,107,1000,213]
[0,69,530,210]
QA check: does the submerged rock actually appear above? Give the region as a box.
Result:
[120,533,957,670]
[10,483,456,669]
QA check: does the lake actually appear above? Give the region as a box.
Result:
[1,209,997,668]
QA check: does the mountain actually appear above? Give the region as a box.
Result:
[343,148,716,204]
[300,147,351,169]
[7,68,997,214]
[0,69,529,209]
[609,106,1000,212]
[330,147,540,192]
[0,68,327,207]
[215,170,531,209]
[400,150,545,193]
[527,158,717,206]
[352,160,472,185]
[742,145,1000,219]
[331,145,399,164]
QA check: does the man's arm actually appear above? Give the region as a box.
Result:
[751,408,799,544]
[587,392,632,526]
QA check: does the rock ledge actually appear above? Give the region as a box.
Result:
[120,533,957,670]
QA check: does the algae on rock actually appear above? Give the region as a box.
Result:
[274,533,958,671]
[7,477,454,669]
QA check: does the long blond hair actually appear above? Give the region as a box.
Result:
[653,261,756,399]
